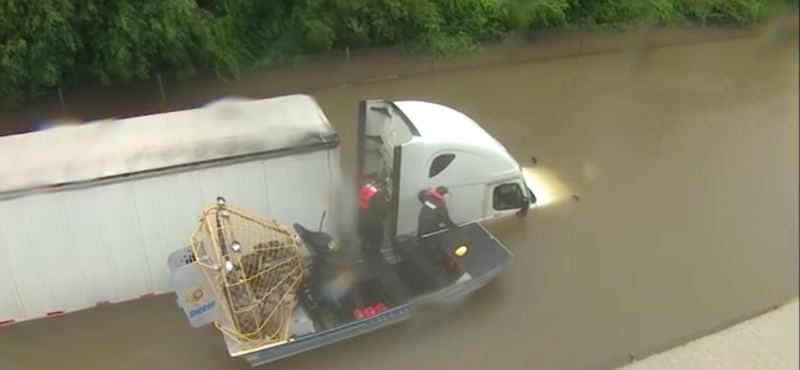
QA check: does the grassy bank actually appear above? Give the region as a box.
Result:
[0,0,795,106]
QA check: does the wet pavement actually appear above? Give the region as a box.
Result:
[1,36,797,370]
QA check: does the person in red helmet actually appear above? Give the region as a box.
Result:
[416,186,457,238]
[358,181,387,251]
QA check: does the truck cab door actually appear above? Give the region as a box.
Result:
[355,100,418,242]
[357,101,392,185]
[484,179,531,219]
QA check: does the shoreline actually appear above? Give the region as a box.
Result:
[0,26,774,134]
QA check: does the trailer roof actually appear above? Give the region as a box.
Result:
[0,94,336,194]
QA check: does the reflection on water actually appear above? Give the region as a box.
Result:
[522,166,573,207]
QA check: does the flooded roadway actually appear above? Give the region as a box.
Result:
[1,36,797,370]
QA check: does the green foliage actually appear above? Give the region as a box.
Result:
[672,0,765,26]
[0,0,785,105]
[565,0,690,28]
[0,1,80,104]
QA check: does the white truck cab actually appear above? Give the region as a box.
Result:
[356,99,535,240]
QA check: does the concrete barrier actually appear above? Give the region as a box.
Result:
[617,298,799,370]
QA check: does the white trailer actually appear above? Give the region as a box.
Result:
[0,94,537,326]
[0,95,342,325]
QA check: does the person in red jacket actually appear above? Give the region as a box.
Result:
[358,181,387,251]
[416,186,457,238]
[415,186,458,269]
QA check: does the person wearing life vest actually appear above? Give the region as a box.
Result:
[358,181,387,251]
[416,186,457,238]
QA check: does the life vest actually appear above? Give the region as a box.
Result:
[427,189,444,201]
[359,183,379,210]
[422,188,444,210]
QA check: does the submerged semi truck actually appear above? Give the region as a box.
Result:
[0,95,535,352]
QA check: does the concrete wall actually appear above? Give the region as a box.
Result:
[617,298,799,370]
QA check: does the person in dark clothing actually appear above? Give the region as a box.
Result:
[358,182,388,251]
[416,186,457,238]
[416,186,458,271]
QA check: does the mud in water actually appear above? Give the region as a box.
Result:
[0,35,797,370]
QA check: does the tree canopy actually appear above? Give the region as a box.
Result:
[0,0,792,105]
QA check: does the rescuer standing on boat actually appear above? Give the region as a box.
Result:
[358,181,387,251]
[417,186,457,238]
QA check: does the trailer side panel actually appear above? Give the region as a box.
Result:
[0,149,337,324]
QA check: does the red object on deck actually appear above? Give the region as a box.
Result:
[353,303,389,320]
[45,311,64,317]
[0,319,15,326]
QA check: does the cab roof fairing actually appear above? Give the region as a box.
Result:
[391,100,521,179]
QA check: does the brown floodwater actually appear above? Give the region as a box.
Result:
[0,35,797,370]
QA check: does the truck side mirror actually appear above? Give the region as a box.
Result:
[516,198,530,218]
[515,186,537,218]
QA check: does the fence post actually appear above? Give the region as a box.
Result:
[156,73,166,108]
[57,87,67,115]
